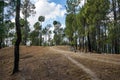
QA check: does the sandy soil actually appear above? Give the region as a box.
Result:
[0,46,120,80]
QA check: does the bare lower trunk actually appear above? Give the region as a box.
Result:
[12,0,21,74]
[87,33,92,52]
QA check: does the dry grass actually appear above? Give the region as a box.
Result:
[0,46,91,80]
[0,46,120,80]
[49,46,120,80]
[69,53,120,80]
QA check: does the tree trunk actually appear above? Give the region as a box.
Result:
[87,33,92,52]
[82,36,85,52]
[112,0,119,54]
[12,0,21,74]
[79,37,81,50]
[75,35,77,50]
[0,38,2,49]
[117,0,120,13]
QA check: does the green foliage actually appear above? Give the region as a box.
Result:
[66,0,80,13]
[38,16,45,22]
[65,0,120,53]
[34,22,41,30]
[65,14,74,38]
[53,21,64,45]
[30,30,39,46]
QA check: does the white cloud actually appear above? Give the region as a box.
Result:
[28,0,66,30]
[79,0,85,7]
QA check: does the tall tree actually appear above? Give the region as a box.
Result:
[65,14,74,47]
[21,0,35,45]
[53,20,62,45]
[30,22,40,46]
[38,16,45,46]
[44,24,52,45]
[111,0,119,53]
[66,0,81,50]
[0,0,5,49]
[77,7,86,51]
[12,0,21,74]
[80,0,110,52]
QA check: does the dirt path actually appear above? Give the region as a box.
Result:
[64,54,100,80]
[50,47,100,80]
[1,46,120,80]
[51,47,120,65]
[78,54,120,65]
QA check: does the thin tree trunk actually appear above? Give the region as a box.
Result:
[79,37,81,50]
[24,2,28,45]
[0,1,4,49]
[112,0,119,54]
[12,0,21,74]
[82,36,85,52]
[87,33,92,52]
[0,38,2,49]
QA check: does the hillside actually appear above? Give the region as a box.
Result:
[0,46,120,80]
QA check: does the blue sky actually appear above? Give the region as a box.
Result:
[49,0,66,6]
[27,0,84,30]
[48,0,66,26]
[28,0,67,31]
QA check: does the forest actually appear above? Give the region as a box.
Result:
[65,0,120,54]
[0,0,120,80]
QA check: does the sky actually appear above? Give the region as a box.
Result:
[27,0,67,31]
[15,0,85,31]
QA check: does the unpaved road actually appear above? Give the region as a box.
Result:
[50,47,100,80]
[0,46,120,80]
[51,46,120,80]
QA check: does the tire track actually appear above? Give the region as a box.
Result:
[51,47,120,65]
[50,47,100,80]
[77,54,120,65]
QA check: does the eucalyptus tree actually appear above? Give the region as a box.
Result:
[21,0,35,45]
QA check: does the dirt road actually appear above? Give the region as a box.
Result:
[50,46,120,80]
[0,46,120,80]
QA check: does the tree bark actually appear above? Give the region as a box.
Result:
[112,0,119,54]
[12,0,21,74]
[0,38,2,49]
[87,33,92,52]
